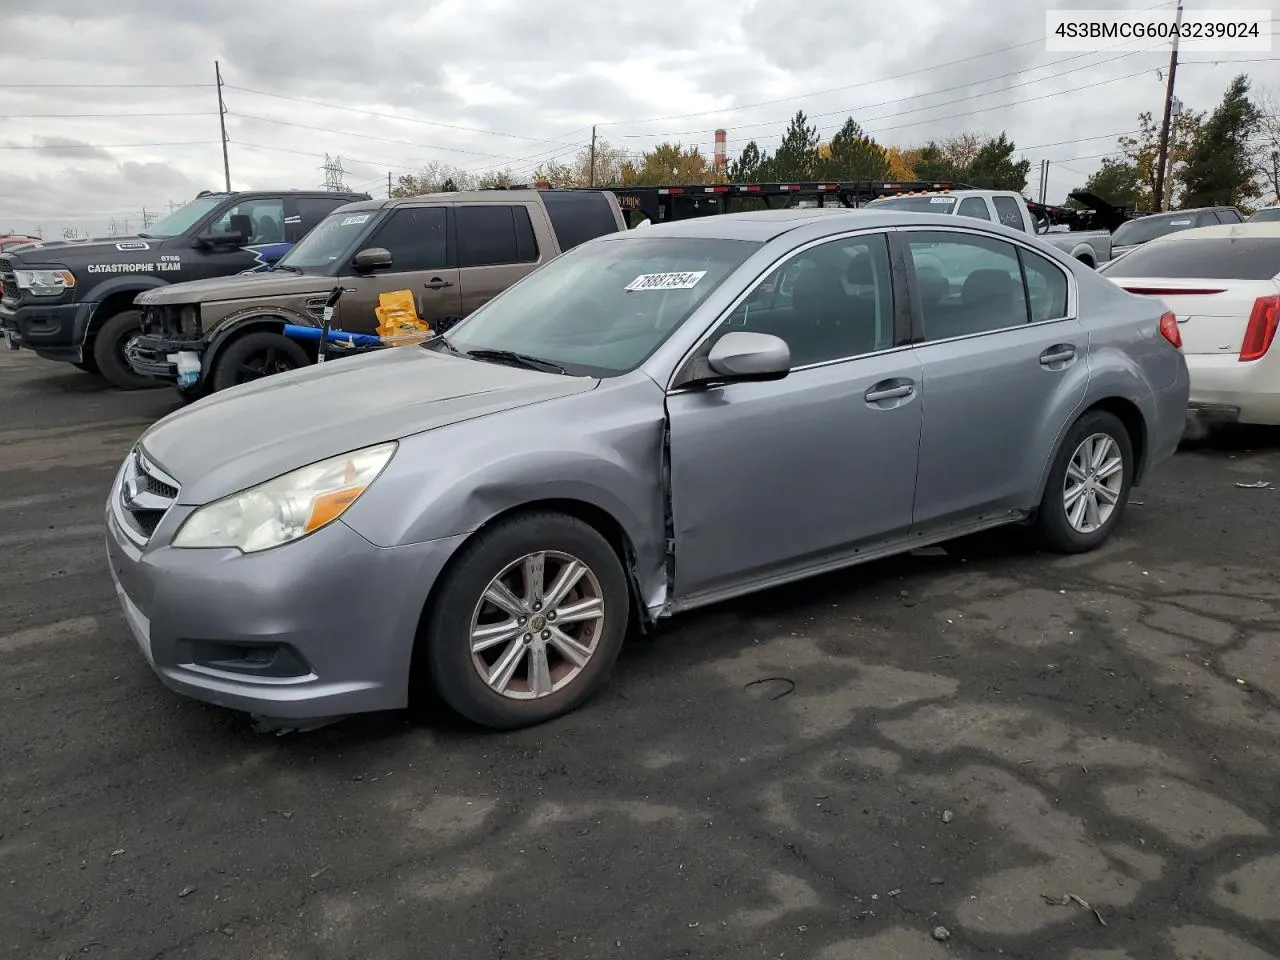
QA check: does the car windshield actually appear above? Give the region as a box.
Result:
[865,196,957,214]
[138,197,225,239]
[437,235,761,376]
[277,210,376,271]
[1248,207,1280,222]
[1112,213,1201,246]
[1101,237,1280,280]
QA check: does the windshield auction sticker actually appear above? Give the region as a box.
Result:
[625,271,707,291]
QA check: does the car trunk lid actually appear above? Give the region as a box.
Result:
[1112,277,1280,356]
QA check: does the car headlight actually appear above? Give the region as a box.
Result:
[13,269,76,296]
[172,442,397,553]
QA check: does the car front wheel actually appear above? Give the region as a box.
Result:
[422,512,629,729]
[1036,409,1134,553]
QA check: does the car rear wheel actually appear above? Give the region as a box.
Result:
[92,310,159,390]
[421,512,629,729]
[1036,409,1134,553]
[211,331,310,392]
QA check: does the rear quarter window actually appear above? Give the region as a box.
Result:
[1103,238,1280,280]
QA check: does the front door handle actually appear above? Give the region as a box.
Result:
[424,278,454,290]
[1040,345,1076,367]
[865,382,915,403]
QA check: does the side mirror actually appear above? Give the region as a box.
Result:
[692,331,790,385]
[352,247,393,272]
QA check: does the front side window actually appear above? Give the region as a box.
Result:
[211,198,287,244]
[440,236,759,376]
[908,231,1030,339]
[709,233,895,367]
[137,196,224,239]
[363,207,448,272]
[957,197,991,220]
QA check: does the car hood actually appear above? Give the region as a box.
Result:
[2,235,154,265]
[136,271,332,305]
[138,346,598,505]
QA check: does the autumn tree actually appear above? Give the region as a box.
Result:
[618,142,716,185]
[1179,73,1261,208]
[1118,108,1204,209]
[728,140,772,181]
[527,139,631,188]
[1252,86,1280,202]
[816,118,890,180]
[391,161,478,197]
[885,146,917,180]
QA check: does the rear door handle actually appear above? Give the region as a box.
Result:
[865,382,914,403]
[1039,345,1076,366]
[424,278,454,290]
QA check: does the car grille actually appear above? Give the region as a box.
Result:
[113,447,180,546]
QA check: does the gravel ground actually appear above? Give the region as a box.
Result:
[2,346,1278,960]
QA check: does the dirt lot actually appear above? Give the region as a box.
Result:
[1,346,1278,960]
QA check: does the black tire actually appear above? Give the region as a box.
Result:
[421,512,630,730]
[211,331,310,393]
[1035,409,1134,554]
[72,357,99,374]
[92,310,157,390]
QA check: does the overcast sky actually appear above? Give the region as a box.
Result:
[1,0,1275,237]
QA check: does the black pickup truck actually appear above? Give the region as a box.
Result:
[0,188,369,388]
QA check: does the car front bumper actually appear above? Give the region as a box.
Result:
[105,494,468,721]
[0,299,94,362]
[1186,353,1280,427]
[125,333,203,385]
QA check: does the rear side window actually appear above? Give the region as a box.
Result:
[543,190,623,250]
[456,205,539,268]
[991,196,1025,231]
[1217,208,1243,223]
[1103,238,1280,280]
[366,207,448,271]
[957,197,991,220]
[1019,247,1069,321]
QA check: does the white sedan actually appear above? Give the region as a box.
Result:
[1100,222,1280,428]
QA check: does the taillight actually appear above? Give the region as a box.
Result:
[1240,295,1280,361]
[1158,311,1182,349]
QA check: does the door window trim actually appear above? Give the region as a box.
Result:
[667,227,913,394]
[892,224,1078,348]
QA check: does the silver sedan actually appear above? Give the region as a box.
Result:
[105,208,1190,730]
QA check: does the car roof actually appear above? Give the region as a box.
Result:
[333,190,551,214]
[600,208,1034,243]
[1149,221,1280,242]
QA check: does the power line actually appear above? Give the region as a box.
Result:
[222,84,584,147]
[0,140,218,150]
[0,82,213,88]
[0,112,217,119]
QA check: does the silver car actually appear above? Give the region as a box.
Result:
[105,209,1190,730]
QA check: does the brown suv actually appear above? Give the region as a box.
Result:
[127,188,627,395]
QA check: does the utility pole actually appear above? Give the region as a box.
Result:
[1153,0,1183,212]
[388,171,393,198]
[215,60,231,192]
[1272,149,1279,203]
[1038,159,1049,204]
[589,125,597,188]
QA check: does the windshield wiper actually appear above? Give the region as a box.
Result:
[425,335,463,356]
[463,348,566,375]
[272,263,303,274]
[137,232,154,239]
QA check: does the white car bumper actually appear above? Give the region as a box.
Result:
[1185,353,1280,426]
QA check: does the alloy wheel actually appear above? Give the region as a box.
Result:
[469,550,606,700]
[1062,432,1124,534]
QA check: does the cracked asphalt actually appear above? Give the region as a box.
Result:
[2,345,1279,960]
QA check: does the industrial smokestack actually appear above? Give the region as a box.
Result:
[714,129,727,171]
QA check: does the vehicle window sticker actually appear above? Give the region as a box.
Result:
[929,197,952,203]
[341,214,372,226]
[625,271,707,291]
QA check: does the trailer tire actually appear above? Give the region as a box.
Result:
[92,310,158,390]
[211,331,310,393]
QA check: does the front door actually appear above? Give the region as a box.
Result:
[666,231,923,603]
[900,228,1088,527]
[339,204,460,335]
[197,196,291,276]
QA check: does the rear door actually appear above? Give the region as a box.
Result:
[286,195,357,244]
[900,226,1087,527]
[1101,236,1280,357]
[453,204,543,316]
[340,205,459,334]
